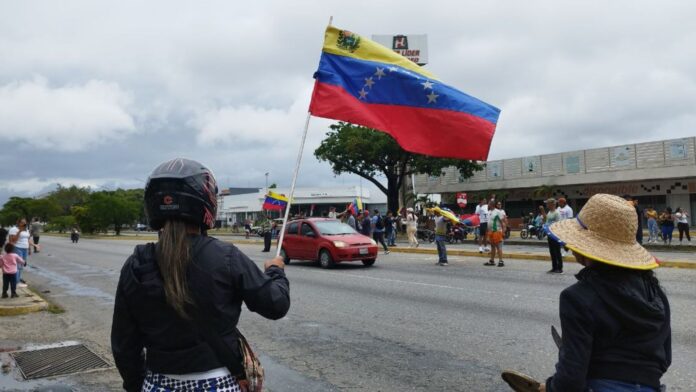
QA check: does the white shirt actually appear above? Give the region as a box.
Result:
[676,212,688,224]
[559,205,574,220]
[489,209,507,232]
[475,204,489,223]
[8,226,30,249]
[406,213,418,229]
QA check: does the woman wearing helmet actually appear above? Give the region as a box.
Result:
[111,158,290,392]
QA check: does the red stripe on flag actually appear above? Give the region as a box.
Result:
[309,81,496,161]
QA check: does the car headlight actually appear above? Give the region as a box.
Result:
[333,240,348,248]
[370,239,377,245]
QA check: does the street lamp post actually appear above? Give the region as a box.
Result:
[265,172,269,190]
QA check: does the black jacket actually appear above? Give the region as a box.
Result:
[547,266,671,391]
[111,235,290,392]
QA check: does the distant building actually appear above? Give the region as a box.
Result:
[413,137,696,226]
[216,186,387,226]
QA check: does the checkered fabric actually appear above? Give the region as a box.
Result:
[142,371,241,392]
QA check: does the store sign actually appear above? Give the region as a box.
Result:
[456,192,467,208]
[371,34,428,65]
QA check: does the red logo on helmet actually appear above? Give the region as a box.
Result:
[163,196,173,205]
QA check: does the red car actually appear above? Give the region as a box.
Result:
[280,218,378,268]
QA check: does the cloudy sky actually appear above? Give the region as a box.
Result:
[1,1,695,205]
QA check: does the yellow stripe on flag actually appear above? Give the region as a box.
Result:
[322,26,438,81]
[267,191,289,202]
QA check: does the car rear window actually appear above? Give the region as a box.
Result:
[313,220,357,235]
[286,222,299,234]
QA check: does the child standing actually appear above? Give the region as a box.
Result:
[2,243,24,298]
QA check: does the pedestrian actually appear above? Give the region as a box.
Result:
[30,218,42,253]
[2,243,24,298]
[558,198,573,220]
[371,209,389,254]
[659,208,675,245]
[8,218,34,287]
[540,193,670,392]
[112,158,290,392]
[262,219,272,253]
[432,209,449,266]
[645,206,659,243]
[675,207,691,244]
[360,210,372,237]
[540,199,563,273]
[328,206,337,219]
[405,207,419,248]
[345,209,357,230]
[244,219,251,239]
[623,195,643,244]
[385,211,396,246]
[0,226,7,249]
[475,198,489,253]
[484,200,507,267]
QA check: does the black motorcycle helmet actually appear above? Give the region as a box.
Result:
[144,158,218,230]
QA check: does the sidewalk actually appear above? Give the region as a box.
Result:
[0,286,49,316]
[225,237,696,269]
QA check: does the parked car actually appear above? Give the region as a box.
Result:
[280,218,378,268]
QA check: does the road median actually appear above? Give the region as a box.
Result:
[0,286,49,317]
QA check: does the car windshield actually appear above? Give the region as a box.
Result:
[313,220,357,235]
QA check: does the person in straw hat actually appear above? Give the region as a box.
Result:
[539,194,671,392]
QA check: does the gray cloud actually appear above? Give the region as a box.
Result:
[1,0,694,204]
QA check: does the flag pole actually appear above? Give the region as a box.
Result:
[275,112,312,258]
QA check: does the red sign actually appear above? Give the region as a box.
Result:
[456,192,467,208]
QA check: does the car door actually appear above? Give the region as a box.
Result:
[282,221,300,258]
[298,222,319,259]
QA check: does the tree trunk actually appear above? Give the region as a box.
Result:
[387,177,400,214]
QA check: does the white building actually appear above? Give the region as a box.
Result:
[216,186,388,226]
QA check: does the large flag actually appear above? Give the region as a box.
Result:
[347,197,363,215]
[263,191,289,211]
[309,26,500,161]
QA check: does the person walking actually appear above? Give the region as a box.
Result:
[623,195,644,244]
[384,211,396,246]
[484,201,507,267]
[244,219,251,239]
[345,209,357,230]
[475,198,489,253]
[540,194,670,392]
[371,209,389,255]
[541,199,563,273]
[406,208,419,248]
[2,244,24,298]
[645,206,659,243]
[659,208,675,245]
[433,209,449,266]
[675,207,691,244]
[111,158,290,392]
[262,218,272,253]
[558,198,573,256]
[30,218,42,253]
[360,210,372,237]
[8,218,34,287]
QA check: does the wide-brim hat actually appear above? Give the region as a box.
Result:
[548,193,658,270]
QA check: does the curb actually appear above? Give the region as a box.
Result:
[225,239,696,269]
[0,287,49,317]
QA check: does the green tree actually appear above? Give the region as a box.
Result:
[29,198,63,221]
[315,122,482,212]
[0,197,34,226]
[86,191,140,235]
[47,215,77,233]
[47,184,91,214]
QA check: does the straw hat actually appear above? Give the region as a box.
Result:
[548,193,658,270]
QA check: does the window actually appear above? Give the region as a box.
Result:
[301,223,315,237]
[286,222,299,234]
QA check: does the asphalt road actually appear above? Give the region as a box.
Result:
[2,236,695,391]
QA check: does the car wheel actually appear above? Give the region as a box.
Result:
[319,249,335,269]
[362,259,376,267]
[280,248,290,265]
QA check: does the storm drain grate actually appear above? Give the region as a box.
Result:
[10,343,111,380]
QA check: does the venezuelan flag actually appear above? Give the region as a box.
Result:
[309,26,500,161]
[263,191,289,211]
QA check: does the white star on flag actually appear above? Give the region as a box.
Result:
[374,67,386,79]
[426,91,439,103]
[359,88,369,99]
[388,66,398,72]
[364,77,375,88]
[421,81,434,90]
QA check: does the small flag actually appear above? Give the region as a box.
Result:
[263,191,289,211]
[347,197,363,215]
[309,26,500,161]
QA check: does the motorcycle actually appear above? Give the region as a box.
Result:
[416,228,436,243]
[520,225,545,240]
[447,225,467,243]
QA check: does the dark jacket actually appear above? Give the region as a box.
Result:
[111,235,290,392]
[546,266,671,391]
